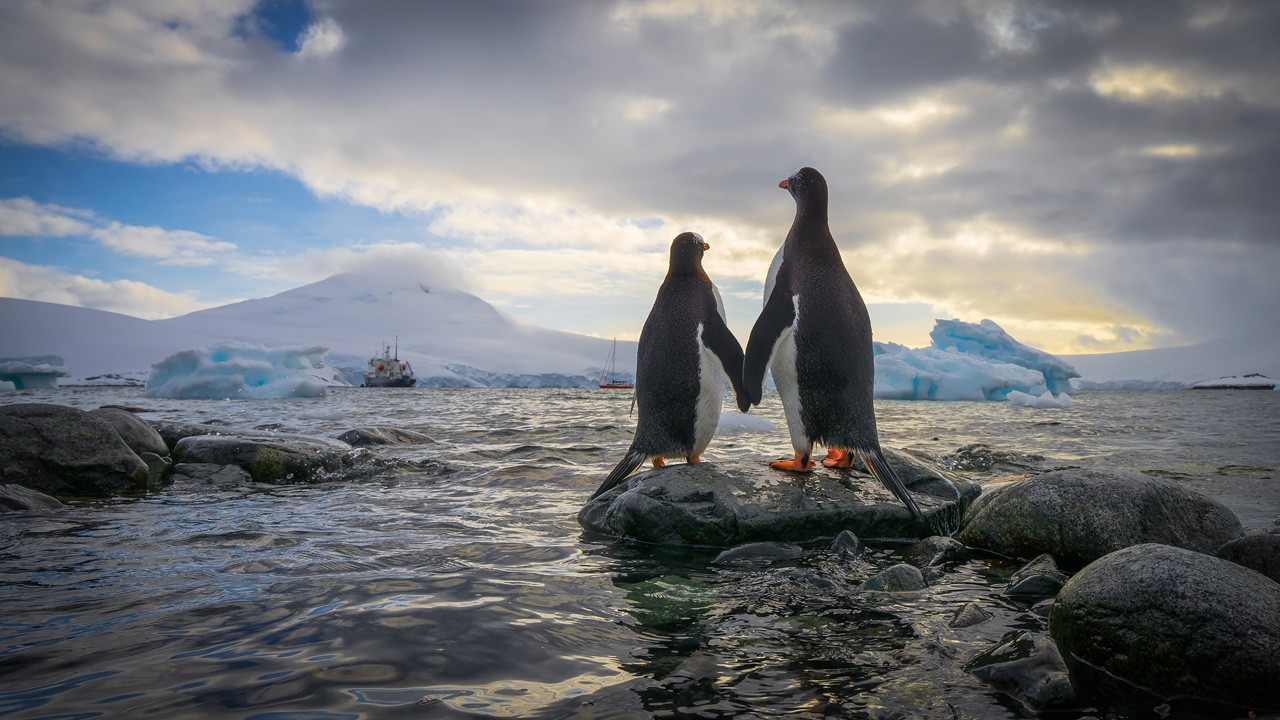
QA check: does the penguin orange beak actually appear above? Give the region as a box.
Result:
[703,242,710,251]
[779,180,789,189]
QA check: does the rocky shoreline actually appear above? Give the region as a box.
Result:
[3,401,1279,714]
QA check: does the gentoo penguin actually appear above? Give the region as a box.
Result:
[590,232,747,499]
[741,167,921,518]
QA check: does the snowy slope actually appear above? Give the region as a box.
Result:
[1,267,637,386]
[1063,321,1280,388]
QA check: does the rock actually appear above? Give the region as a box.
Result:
[828,529,863,557]
[0,403,149,497]
[87,407,168,457]
[901,535,965,567]
[170,463,253,488]
[579,449,980,546]
[860,563,926,592]
[958,467,1243,569]
[935,443,1051,475]
[337,427,436,446]
[712,541,804,565]
[1003,554,1067,600]
[1216,526,1280,583]
[172,434,356,483]
[138,452,173,489]
[965,631,1076,711]
[949,602,992,629]
[1050,543,1280,709]
[0,483,63,510]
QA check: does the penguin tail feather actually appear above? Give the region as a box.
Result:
[590,448,648,500]
[860,447,923,519]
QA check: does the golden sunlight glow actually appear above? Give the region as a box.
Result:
[817,97,965,136]
[619,96,672,123]
[1141,144,1201,158]
[1090,64,1215,101]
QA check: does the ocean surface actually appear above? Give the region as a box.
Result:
[1,388,1277,719]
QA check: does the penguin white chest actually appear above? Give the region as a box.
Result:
[694,322,726,455]
[769,296,807,452]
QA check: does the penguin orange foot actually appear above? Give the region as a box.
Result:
[687,454,702,463]
[652,457,666,468]
[771,452,815,472]
[822,449,854,468]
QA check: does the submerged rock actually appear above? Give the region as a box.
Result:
[172,434,356,483]
[1050,543,1280,710]
[170,463,254,489]
[958,467,1243,569]
[0,483,63,511]
[828,529,863,558]
[860,563,926,592]
[1003,554,1067,600]
[901,535,966,568]
[0,403,149,497]
[579,449,979,546]
[337,427,436,447]
[966,631,1076,711]
[712,541,804,565]
[949,602,992,629]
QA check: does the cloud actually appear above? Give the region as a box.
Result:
[0,0,1277,348]
[0,197,94,237]
[0,257,210,319]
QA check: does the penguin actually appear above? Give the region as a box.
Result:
[741,167,922,518]
[590,232,748,500]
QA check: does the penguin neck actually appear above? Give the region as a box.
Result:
[788,200,840,260]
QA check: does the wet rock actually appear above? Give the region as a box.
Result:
[337,427,436,446]
[170,463,253,488]
[828,529,863,557]
[87,407,168,457]
[1003,554,1067,600]
[949,602,992,628]
[860,563,926,592]
[1216,524,1280,583]
[1028,599,1054,619]
[0,403,148,497]
[0,483,63,510]
[902,535,965,567]
[712,541,804,565]
[1050,543,1280,709]
[935,443,1051,475]
[139,452,173,489]
[958,467,1243,569]
[966,631,1076,711]
[579,449,980,546]
[172,434,355,483]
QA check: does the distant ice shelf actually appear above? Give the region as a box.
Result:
[1189,374,1277,390]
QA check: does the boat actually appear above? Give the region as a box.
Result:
[598,338,633,389]
[361,337,417,388]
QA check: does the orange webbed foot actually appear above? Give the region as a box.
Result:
[770,452,815,472]
[822,449,854,468]
[687,454,701,464]
[652,457,666,468]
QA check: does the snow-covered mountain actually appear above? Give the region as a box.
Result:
[0,267,636,387]
[1063,321,1280,388]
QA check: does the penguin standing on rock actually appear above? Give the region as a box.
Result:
[590,232,748,500]
[741,167,922,518]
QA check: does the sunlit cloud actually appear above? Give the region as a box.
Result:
[294,17,346,60]
[0,257,210,319]
[0,197,94,237]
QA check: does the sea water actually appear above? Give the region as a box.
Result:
[1,388,1277,719]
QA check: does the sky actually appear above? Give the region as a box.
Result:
[1,0,1277,355]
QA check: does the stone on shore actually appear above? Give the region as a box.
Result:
[1215,523,1280,583]
[172,434,356,483]
[578,449,980,546]
[0,403,148,497]
[957,467,1243,569]
[0,483,63,510]
[965,631,1076,711]
[1050,543,1280,710]
[87,407,168,457]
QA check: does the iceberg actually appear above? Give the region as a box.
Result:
[1007,390,1072,408]
[873,319,1079,401]
[146,344,337,399]
[0,355,71,390]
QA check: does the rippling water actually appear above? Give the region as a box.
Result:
[1,388,1277,719]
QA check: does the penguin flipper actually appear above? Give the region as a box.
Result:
[701,311,748,411]
[858,447,923,519]
[589,448,649,500]
[743,285,796,407]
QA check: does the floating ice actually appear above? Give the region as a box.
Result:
[873,319,1079,401]
[0,355,71,390]
[1189,374,1276,390]
[718,411,774,432]
[146,344,334,399]
[1007,390,1071,408]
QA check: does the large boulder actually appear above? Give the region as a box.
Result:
[337,427,436,446]
[579,449,980,546]
[172,433,357,483]
[1050,543,1280,710]
[0,403,149,497]
[87,407,168,457]
[958,467,1243,569]
[1216,524,1280,583]
[0,483,63,510]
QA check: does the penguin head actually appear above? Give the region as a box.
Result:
[779,166,829,215]
[668,231,710,275]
